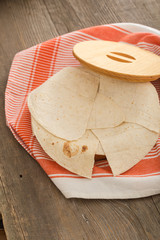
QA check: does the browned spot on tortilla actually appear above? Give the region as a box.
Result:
[51,142,54,145]
[63,142,79,158]
[82,145,88,153]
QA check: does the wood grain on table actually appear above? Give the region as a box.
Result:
[0,0,160,239]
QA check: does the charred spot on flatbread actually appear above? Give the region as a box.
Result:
[81,145,88,153]
[63,142,79,158]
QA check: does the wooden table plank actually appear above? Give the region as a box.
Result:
[68,0,160,29]
[0,0,160,239]
[152,195,160,213]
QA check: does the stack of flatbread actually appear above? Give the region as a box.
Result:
[27,65,160,178]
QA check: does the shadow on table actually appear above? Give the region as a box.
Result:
[0,215,7,240]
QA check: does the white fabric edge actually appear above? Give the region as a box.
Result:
[52,175,160,199]
[111,22,160,35]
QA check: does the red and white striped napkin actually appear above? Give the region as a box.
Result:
[5,23,160,199]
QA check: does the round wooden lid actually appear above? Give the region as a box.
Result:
[73,40,160,82]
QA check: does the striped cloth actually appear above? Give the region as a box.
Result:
[5,23,160,199]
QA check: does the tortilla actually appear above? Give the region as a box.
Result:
[28,67,99,140]
[92,123,159,176]
[31,117,99,178]
[95,142,105,156]
[87,92,125,129]
[28,65,160,178]
[99,75,160,133]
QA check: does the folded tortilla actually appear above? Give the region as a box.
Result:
[96,142,105,155]
[99,75,160,133]
[87,92,125,129]
[28,67,99,141]
[92,123,159,176]
[32,117,99,178]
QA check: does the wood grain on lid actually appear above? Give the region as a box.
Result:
[73,40,160,82]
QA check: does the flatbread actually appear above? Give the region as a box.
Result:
[28,65,160,178]
[28,67,99,140]
[99,75,160,133]
[32,117,99,178]
[96,142,105,155]
[92,123,159,176]
[87,92,125,129]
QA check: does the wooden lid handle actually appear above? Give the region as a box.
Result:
[73,40,160,82]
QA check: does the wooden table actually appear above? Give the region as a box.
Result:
[1,1,160,239]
